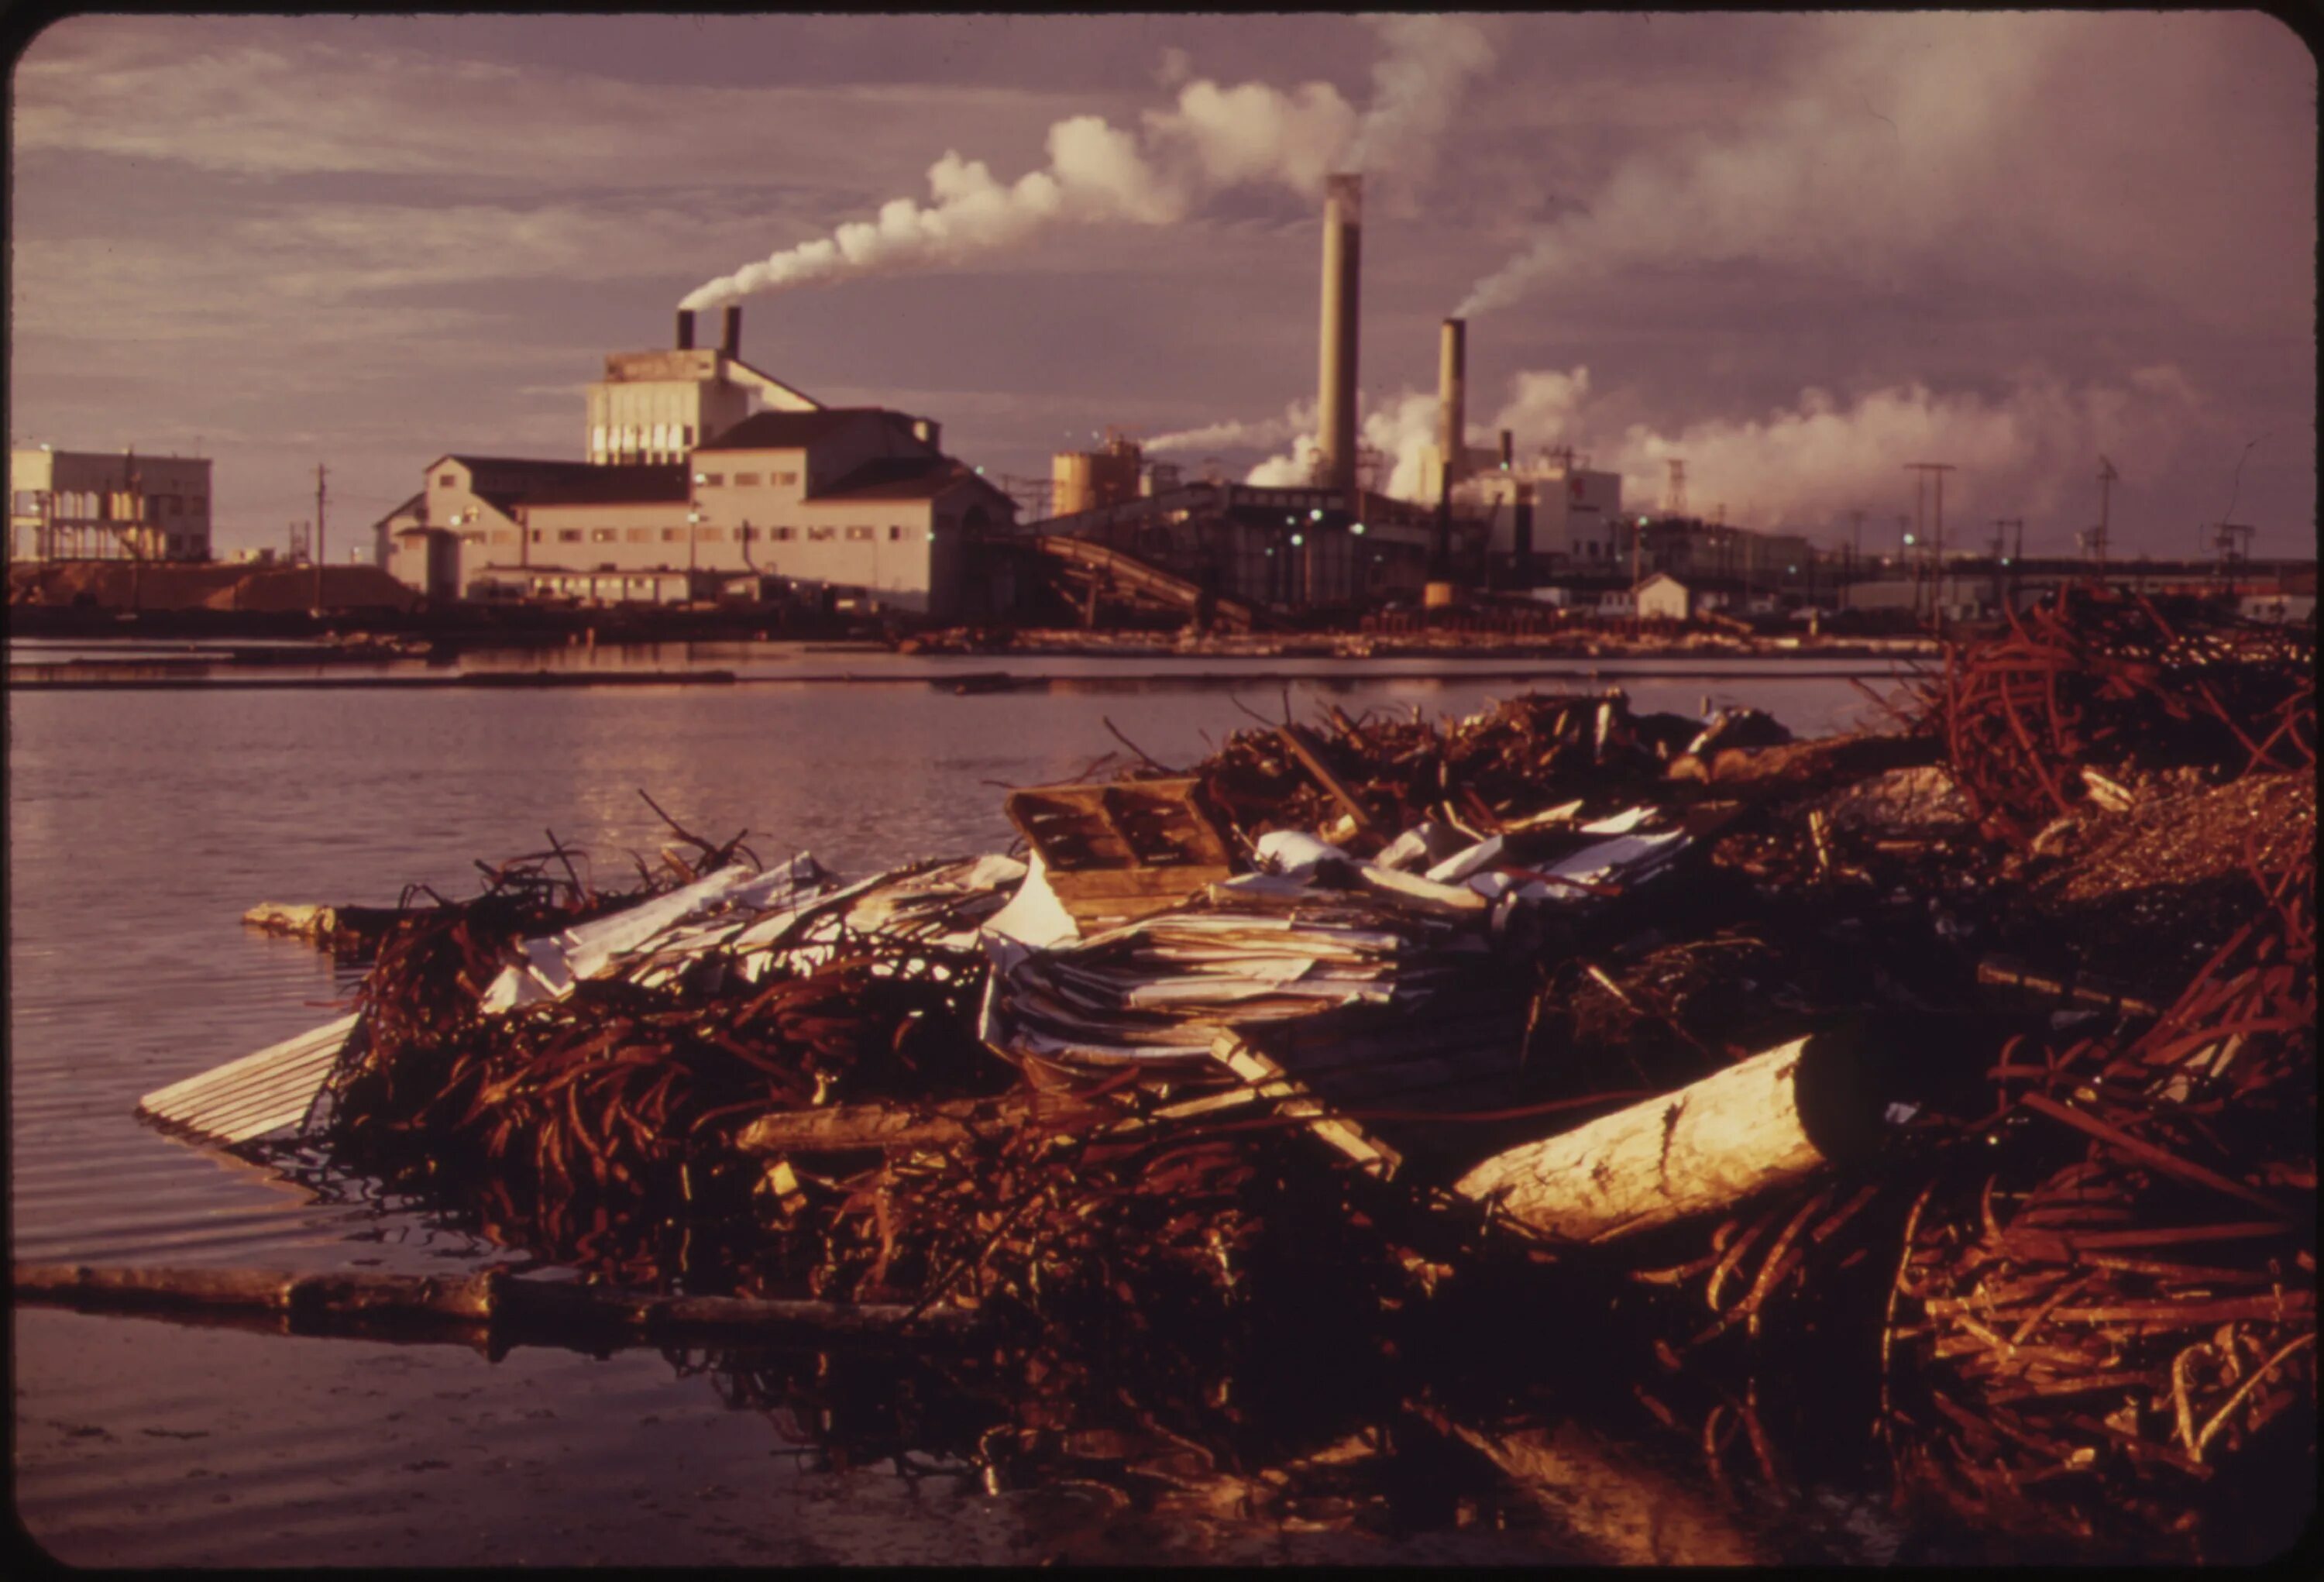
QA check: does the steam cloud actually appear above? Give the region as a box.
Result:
[1236,363,2205,538]
[682,16,1495,311]
[1145,397,1317,456]
[1452,15,2086,319]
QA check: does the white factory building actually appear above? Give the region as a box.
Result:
[9,445,213,563]
[383,308,1014,617]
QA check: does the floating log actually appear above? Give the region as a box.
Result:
[242,901,415,953]
[1455,1024,1912,1243]
[13,1262,988,1345]
[735,1089,1115,1155]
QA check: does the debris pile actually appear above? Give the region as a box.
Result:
[108,586,2312,1560]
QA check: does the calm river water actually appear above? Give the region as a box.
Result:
[11,653,1919,1564]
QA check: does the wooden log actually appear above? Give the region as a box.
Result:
[1277,723,1383,839]
[1453,1026,1901,1243]
[1666,731,1939,797]
[734,1089,1114,1155]
[13,1262,988,1345]
[242,900,416,952]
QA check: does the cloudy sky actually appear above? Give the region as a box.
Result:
[9,12,2314,559]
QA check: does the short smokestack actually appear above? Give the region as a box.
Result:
[1315,174,1363,494]
[676,309,696,351]
[1438,317,1467,490]
[1499,429,1514,471]
[721,305,742,359]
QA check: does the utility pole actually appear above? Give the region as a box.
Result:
[1905,463,1956,635]
[315,463,328,612]
[1989,518,2021,617]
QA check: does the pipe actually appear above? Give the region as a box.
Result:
[1315,174,1362,493]
[676,310,696,351]
[721,305,742,359]
[1439,318,1466,491]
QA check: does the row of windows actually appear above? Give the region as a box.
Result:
[503,524,910,546]
[696,472,800,488]
[8,490,206,516]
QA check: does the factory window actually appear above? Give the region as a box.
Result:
[695,526,722,541]
[558,528,583,544]
[845,525,873,542]
[591,528,620,543]
[887,524,903,542]
[807,526,836,542]
[438,473,457,487]
[167,535,184,555]
[492,531,514,545]
[682,426,695,448]
[627,527,651,543]
[772,471,795,487]
[734,472,761,487]
[774,527,796,542]
[531,530,545,543]
[461,531,486,546]
[661,528,682,542]
[700,473,724,487]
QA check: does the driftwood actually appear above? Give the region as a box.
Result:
[1669,731,1940,797]
[13,1262,988,1346]
[1455,1029,1899,1243]
[242,901,415,953]
[735,1089,1114,1155]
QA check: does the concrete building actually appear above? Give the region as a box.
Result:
[586,307,818,465]
[392,411,1012,618]
[9,446,212,563]
[1450,451,1624,572]
[1633,572,1694,622]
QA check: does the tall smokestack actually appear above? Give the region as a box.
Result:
[1499,428,1514,471]
[676,309,696,351]
[1315,174,1362,493]
[1438,317,1466,491]
[721,304,742,359]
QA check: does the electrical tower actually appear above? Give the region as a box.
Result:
[1663,459,1686,517]
[1904,462,1957,631]
[2081,456,2118,566]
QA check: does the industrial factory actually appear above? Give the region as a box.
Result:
[1025,173,1637,615]
[382,305,1015,620]
[9,446,213,564]
[366,171,2309,636]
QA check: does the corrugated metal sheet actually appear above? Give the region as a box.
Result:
[136,1013,359,1146]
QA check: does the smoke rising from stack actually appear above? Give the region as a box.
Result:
[1452,15,2092,320]
[679,17,1497,311]
[1239,361,2207,531]
[1146,397,1318,455]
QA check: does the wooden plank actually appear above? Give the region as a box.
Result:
[137,1014,359,1144]
[1210,1030,1404,1178]
[1277,724,1382,839]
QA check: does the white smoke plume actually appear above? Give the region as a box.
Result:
[1452,15,2084,319]
[1591,366,2207,534]
[1237,363,2205,536]
[1146,397,1317,456]
[1342,15,1496,182]
[683,19,1497,311]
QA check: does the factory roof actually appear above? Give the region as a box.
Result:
[436,454,605,477]
[814,456,1011,506]
[695,408,922,452]
[511,465,689,507]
